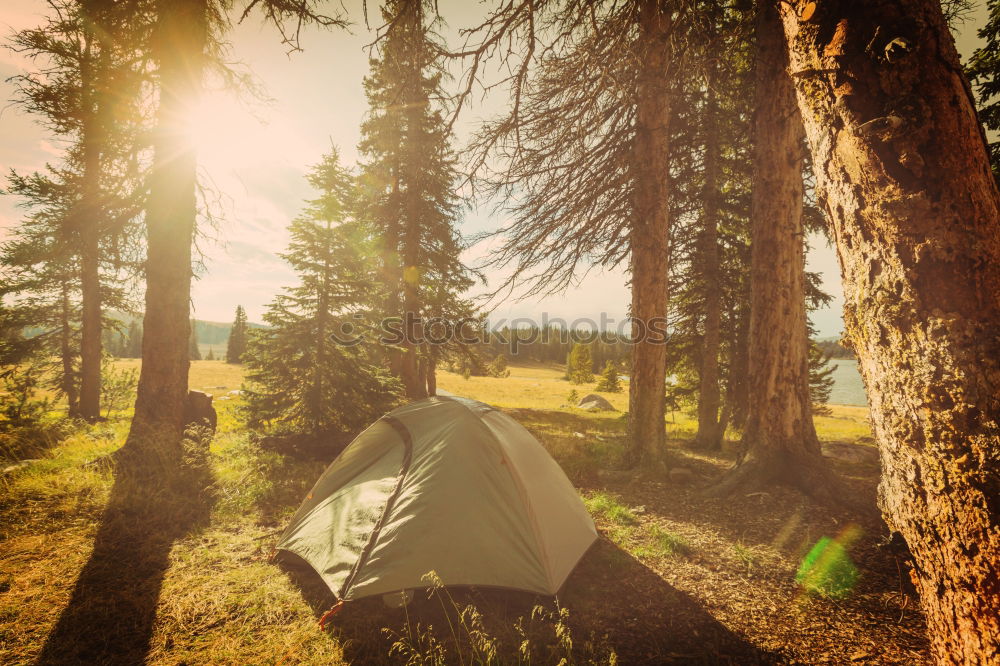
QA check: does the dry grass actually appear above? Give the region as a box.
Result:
[1,360,930,664]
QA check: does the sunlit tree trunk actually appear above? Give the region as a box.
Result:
[77,13,104,422]
[426,356,436,396]
[695,70,724,450]
[626,0,674,467]
[709,2,838,500]
[777,1,1000,661]
[123,0,206,462]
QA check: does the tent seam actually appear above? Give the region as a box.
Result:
[337,415,414,600]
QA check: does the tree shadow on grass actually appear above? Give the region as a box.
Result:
[278,539,780,664]
[36,466,213,665]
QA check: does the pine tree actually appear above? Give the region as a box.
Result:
[122,0,345,468]
[6,0,147,421]
[125,321,142,358]
[595,361,622,393]
[205,348,215,361]
[226,306,248,364]
[486,354,510,378]
[243,148,401,436]
[567,344,594,385]
[188,320,201,360]
[357,0,472,400]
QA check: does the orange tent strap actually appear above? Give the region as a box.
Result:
[318,600,345,629]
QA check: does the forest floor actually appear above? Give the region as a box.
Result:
[0,361,929,664]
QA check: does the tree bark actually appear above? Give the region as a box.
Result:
[695,65,724,450]
[777,1,1000,661]
[122,0,206,464]
[60,281,80,418]
[77,15,104,422]
[426,355,436,396]
[625,0,673,468]
[709,3,839,500]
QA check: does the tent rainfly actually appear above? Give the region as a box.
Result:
[275,395,597,608]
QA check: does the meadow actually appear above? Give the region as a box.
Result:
[0,361,928,664]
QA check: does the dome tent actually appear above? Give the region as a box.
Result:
[275,395,597,607]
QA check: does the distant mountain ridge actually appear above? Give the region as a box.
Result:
[104,311,265,346]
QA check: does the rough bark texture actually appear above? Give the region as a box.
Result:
[625,0,673,468]
[710,3,838,500]
[777,1,1000,661]
[77,21,105,422]
[695,75,724,450]
[123,0,205,463]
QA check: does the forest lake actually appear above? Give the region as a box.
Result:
[825,357,868,406]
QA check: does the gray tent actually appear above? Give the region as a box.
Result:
[276,396,597,603]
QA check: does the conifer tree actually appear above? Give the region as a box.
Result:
[460,1,687,466]
[125,321,142,358]
[226,306,248,364]
[243,149,401,436]
[357,0,472,400]
[568,343,594,385]
[6,0,147,422]
[595,360,622,393]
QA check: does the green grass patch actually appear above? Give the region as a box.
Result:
[584,492,639,526]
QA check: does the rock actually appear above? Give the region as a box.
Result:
[576,393,616,411]
[228,390,242,396]
[184,390,217,434]
[597,469,633,484]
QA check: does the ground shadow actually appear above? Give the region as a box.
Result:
[279,539,781,664]
[36,467,213,665]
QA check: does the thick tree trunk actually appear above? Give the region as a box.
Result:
[695,73,724,450]
[709,3,839,501]
[77,22,104,422]
[625,0,673,468]
[122,0,206,464]
[777,1,1000,661]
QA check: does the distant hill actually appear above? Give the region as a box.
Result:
[815,336,855,360]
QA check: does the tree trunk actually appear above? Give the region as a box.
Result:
[625,0,673,468]
[709,3,839,500]
[777,1,1000,660]
[695,65,724,450]
[77,20,104,422]
[426,356,436,396]
[60,282,80,418]
[122,0,206,464]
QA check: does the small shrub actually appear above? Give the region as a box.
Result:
[567,389,579,405]
[101,359,138,418]
[486,354,510,378]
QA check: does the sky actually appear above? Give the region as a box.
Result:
[0,1,990,337]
